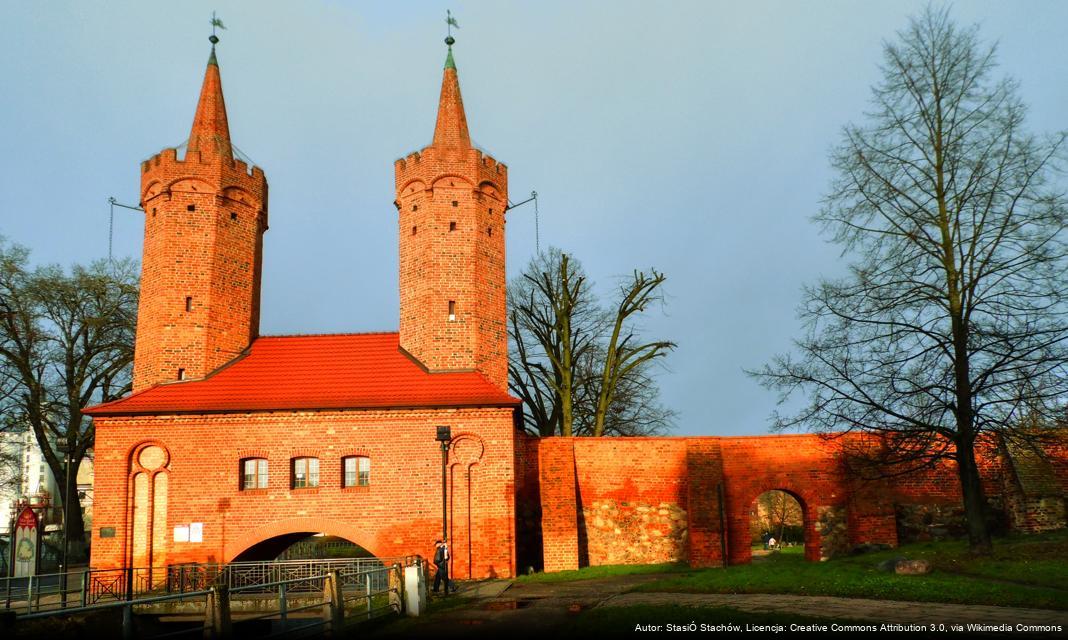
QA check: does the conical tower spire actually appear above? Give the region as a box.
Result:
[134,23,268,392]
[187,37,232,160]
[431,36,471,149]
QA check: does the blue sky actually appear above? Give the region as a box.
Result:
[1,1,1066,435]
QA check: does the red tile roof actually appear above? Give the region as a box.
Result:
[85,333,519,416]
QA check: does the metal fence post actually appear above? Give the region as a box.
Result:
[205,585,232,640]
[279,581,288,631]
[365,573,372,619]
[25,576,33,614]
[322,571,343,634]
[122,603,134,640]
[81,569,90,607]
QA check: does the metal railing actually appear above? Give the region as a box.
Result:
[2,556,421,616]
[172,557,398,594]
[2,566,177,614]
[10,559,423,639]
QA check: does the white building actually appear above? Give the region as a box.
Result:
[0,430,93,536]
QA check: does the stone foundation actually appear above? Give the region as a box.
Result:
[582,500,688,565]
[817,505,849,560]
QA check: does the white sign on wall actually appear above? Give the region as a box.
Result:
[173,523,204,543]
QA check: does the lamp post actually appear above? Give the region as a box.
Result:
[56,440,74,606]
[435,426,452,545]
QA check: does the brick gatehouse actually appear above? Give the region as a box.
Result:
[86,35,1068,579]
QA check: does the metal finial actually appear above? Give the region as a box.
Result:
[210,11,226,44]
[445,9,459,45]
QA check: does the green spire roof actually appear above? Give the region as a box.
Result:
[445,46,455,70]
[208,45,218,67]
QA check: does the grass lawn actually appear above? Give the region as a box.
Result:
[515,562,688,584]
[569,604,868,634]
[639,530,1068,610]
[753,544,804,556]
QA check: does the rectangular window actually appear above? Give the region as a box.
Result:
[358,457,370,487]
[185,296,193,312]
[449,221,457,231]
[448,300,456,321]
[177,368,185,381]
[292,457,319,489]
[241,458,268,490]
[344,457,357,487]
[343,456,371,487]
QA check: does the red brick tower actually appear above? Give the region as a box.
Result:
[133,40,268,391]
[395,38,509,390]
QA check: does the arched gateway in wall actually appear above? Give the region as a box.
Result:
[517,432,1068,572]
[226,518,379,563]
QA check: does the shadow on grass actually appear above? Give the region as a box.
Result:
[640,530,1068,610]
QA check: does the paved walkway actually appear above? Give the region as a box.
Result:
[369,573,1068,636]
[600,592,1068,629]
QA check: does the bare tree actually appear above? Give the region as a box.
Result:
[751,6,1068,554]
[592,270,675,437]
[509,249,676,437]
[0,239,138,561]
[509,250,601,437]
[753,491,803,545]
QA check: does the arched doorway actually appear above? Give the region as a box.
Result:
[233,533,375,562]
[750,490,805,561]
[743,488,822,563]
[224,517,379,564]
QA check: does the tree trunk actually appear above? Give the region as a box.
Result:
[66,496,88,564]
[955,439,993,555]
[54,456,89,565]
[558,257,574,437]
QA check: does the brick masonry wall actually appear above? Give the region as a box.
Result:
[514,433,543,572]
[535,438,580,573]
[395,147,509,390]
[518,432,1068,572]
[135,148,267,391]
[718,435,847,564]
[685,439,726,567]
[90,407,517,579]
[572,439,690,566]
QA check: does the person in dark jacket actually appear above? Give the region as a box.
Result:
[432,539,454,594]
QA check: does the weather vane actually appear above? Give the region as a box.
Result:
[445,9,459,46]
[210,11,226,45]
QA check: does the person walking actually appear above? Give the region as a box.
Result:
[432,539,454,594]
